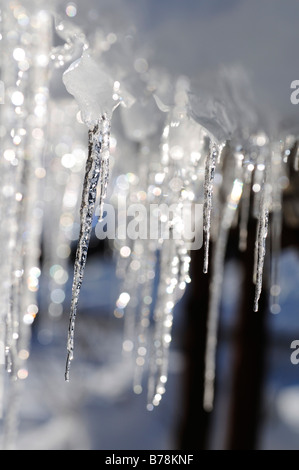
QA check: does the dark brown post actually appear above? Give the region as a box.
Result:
[225,223,268,449]
[177,245,212,449]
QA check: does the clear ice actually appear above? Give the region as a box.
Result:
[0,2,297,450]
[203,142,218,273]
[65,116,111,381]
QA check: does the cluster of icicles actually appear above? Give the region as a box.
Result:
[0,2,298,447]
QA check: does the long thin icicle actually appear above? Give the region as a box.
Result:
[253,191,269,312]
[203,142,218,273]
[204,179,243,411]
[65,114,111,381]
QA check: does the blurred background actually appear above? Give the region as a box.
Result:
[1,0,299,450]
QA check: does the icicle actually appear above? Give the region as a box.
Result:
[203,141,218,273]
[65,114,111,381]
[253,191,269,313]
[204,179,243,412]
[252,136,271,311]
[252,143,268,287]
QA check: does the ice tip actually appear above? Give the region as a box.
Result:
[65,363,71,382]
[65,351,73,381]
[203,256,209,273]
